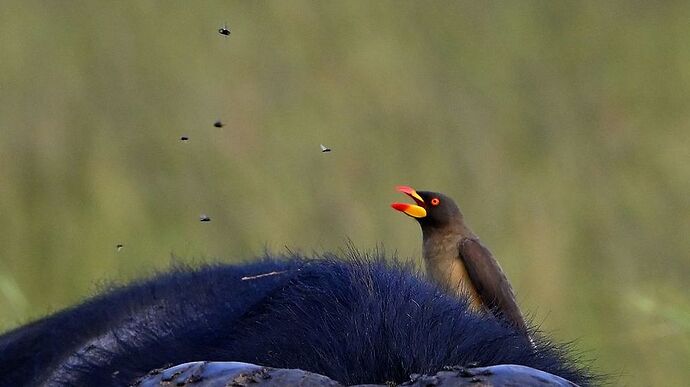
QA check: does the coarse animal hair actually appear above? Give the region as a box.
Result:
[0,249,597,386]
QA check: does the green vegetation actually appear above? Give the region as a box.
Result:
[0,2,688,385]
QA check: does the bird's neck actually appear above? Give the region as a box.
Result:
[421,225,482,310]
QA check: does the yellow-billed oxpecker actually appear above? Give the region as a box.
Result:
[391,185,530,337]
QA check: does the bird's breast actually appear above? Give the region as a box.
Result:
[423,235,484,311]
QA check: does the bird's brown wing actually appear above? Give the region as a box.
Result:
[459,238,530,336]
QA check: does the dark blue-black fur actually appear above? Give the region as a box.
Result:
[0,250,595,386]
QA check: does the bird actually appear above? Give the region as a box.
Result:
[320,144,331,153]
[116,244,124,252]
[180,136,189,142]
[213,120,224,128]
[0,250,593,386]
[199,214,211,222]
[391,185,530,338]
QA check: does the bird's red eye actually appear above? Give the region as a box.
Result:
[430,198,440,206]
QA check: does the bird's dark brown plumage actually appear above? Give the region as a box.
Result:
[392,186,530,338]
[460,237,530,336]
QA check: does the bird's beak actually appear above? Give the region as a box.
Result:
[391,185,427,218]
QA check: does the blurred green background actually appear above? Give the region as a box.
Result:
[1,1,688,385]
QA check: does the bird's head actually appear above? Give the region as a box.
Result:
[391,185,463,229]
